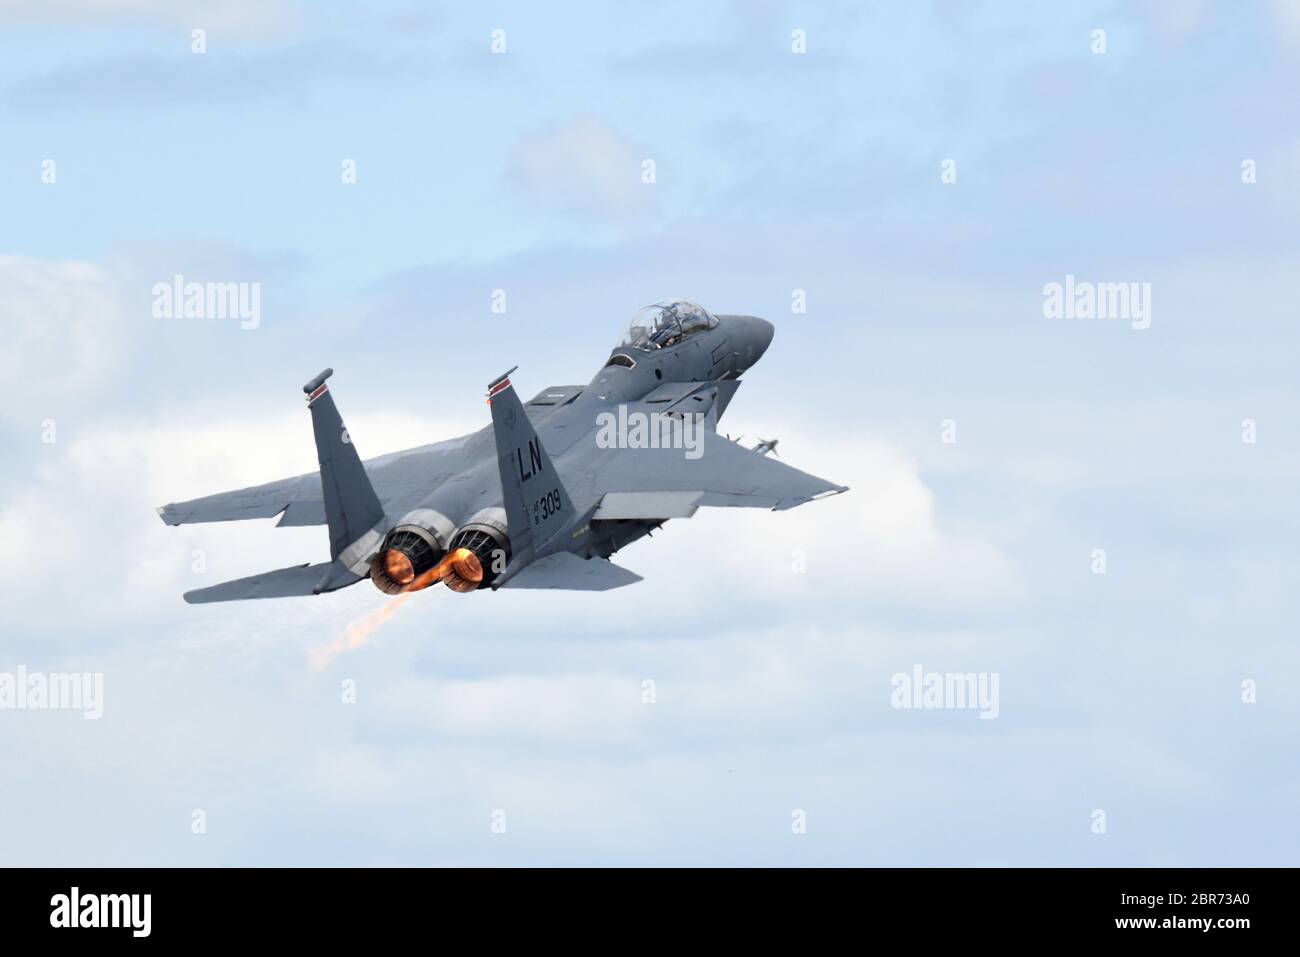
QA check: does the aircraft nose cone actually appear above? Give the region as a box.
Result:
[716,314,775,368]
[737,315,774,361]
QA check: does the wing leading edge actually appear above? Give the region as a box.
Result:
[585,429,846,513]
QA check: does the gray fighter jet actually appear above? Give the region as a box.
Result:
[158,299,847,602]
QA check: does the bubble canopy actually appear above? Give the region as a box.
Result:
[617,299,719,351]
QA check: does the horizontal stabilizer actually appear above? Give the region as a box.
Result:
[183,561,361,604]
[500,551,642,592]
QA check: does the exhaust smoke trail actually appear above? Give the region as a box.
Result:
[308,591,414,670]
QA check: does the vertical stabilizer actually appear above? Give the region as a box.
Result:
[303,369,386,560]
[486,368,575,560]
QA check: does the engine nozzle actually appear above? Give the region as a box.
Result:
[373,508,508,596]
[369,513,454,595]
[384,548,416,586]
[444,512,510,591]
[441,547,484,592]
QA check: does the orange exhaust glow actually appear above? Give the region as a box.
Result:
[307,544,487,669]
[308,590,414,670]
[402,546,484,594]
[445,547,483,592]
[384,549,415,585]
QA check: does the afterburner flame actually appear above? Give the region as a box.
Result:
[308,591,413,670]
[403,546,484,594]
[404,563,443,593]
[384,548,415,585]
[307,543,486,667]
[446,547,483,587]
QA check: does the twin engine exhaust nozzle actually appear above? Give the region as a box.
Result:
[384,545,483,593]
[368,508,510,596]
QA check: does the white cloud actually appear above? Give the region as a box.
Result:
[595,426,1026,614]
[1274,0,1300,41]
[0,0,296,35]
[0,404,477,630]
[0,256,124,423]
[1144,0,1206,45]
[509,115,653,218]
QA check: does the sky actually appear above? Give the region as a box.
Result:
[1,0,1298,865]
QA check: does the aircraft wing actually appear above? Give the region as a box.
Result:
[156,434,484,527]
[585,429,847,513]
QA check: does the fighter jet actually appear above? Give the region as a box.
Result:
[158,299,847,602]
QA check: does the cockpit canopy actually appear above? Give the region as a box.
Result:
[616,299,719,351]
